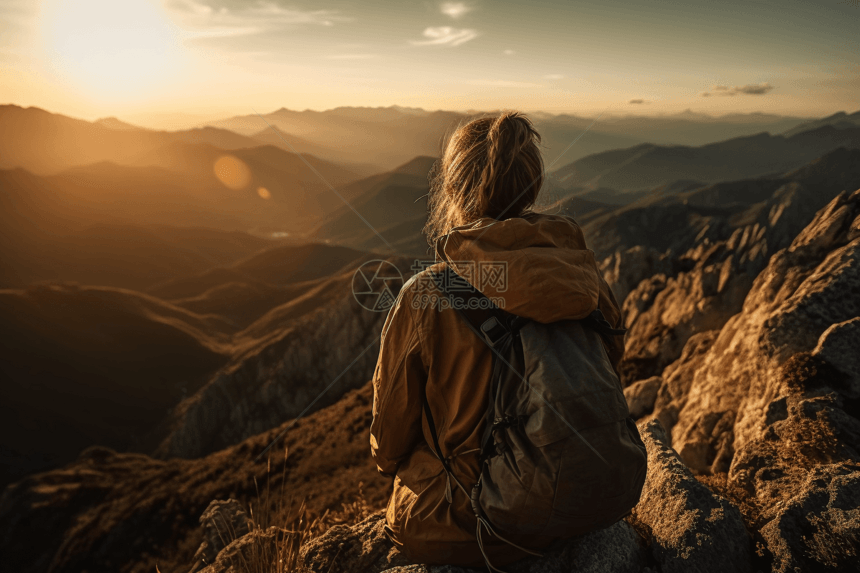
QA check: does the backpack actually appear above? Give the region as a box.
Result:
[422,265,648,572]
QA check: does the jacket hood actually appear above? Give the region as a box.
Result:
[435,212,602,323]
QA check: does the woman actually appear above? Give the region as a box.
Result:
[369,111,627,567]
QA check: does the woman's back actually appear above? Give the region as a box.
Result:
[370,209,627,567]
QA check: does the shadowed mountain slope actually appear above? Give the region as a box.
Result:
[148,242,367,299]
[146,243,370,328]
[0,283,234,487]
[0,167,286,289]
[554,125,860,194]
[0,237,382,488]
[781,109,860,137]
[153,254,414,460]
[309,156,436,253]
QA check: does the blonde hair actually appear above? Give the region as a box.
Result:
[424,111,544,247]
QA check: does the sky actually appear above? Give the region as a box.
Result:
[1,0,858,129]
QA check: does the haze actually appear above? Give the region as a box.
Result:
[2,0,858,129]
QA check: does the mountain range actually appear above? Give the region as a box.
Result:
[2,103,860,572]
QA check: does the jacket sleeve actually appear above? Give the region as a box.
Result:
[370,292,426,477]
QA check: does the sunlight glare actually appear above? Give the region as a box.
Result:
[40,0,183,100]
[213,155,252,190]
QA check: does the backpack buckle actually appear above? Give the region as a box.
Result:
[480,316,508,346]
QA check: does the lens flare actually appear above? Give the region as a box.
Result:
[213,155,252,190]
[257,187,271,199]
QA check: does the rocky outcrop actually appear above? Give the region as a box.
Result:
[627,188,860,570]
[726,352,860,572]
[623,376,661,419]
[635,329,720,440]
[599,246,673,307]
[632,421,752,573]
[298,512,412,573]
[672,188,860,471]
[812,317,860,398]
[155,255,414,460]
[757,462,860,572]
[190,499,252,573]
[605,148,860,384]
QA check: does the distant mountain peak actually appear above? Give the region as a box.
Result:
[95,117,142,130]
[392,155,439,176]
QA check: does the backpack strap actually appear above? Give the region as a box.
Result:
[429,267,517,460]
[430,266,512,347]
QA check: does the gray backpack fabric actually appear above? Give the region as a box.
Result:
[424,266,647,571]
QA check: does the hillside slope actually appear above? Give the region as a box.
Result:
[0,383,389,573]
[0,283,233,486]
[153,254,415,460]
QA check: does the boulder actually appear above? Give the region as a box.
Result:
[198,525,287,573]
[813,317,860,399]
[640,330,719,439]
[624,376,662,419]
[381,519,648,573]
[298,512,411,573]
[631,420,752,573]
[728,353,860,572]
[758,463,860,573]
[190,499,252,573]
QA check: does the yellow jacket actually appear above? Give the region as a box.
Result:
[370,212,625,567]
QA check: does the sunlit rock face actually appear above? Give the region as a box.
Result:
[628,188,860,571]
[632,420,752,573]
[612,149,860,385]
[671,189,860,471]
[599,245,673,308]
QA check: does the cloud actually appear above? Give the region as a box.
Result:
[468,79,543,88]
[167,0,348,40]
[441,2,471,18]
[411,26,478,47]
[543,74,564,80]
[629,99,646,104]
[700,82,775,97]
[503,49,515,55]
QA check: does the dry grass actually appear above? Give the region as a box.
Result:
[217,447,377,573]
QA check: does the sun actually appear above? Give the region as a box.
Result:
[39,0,184,101]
